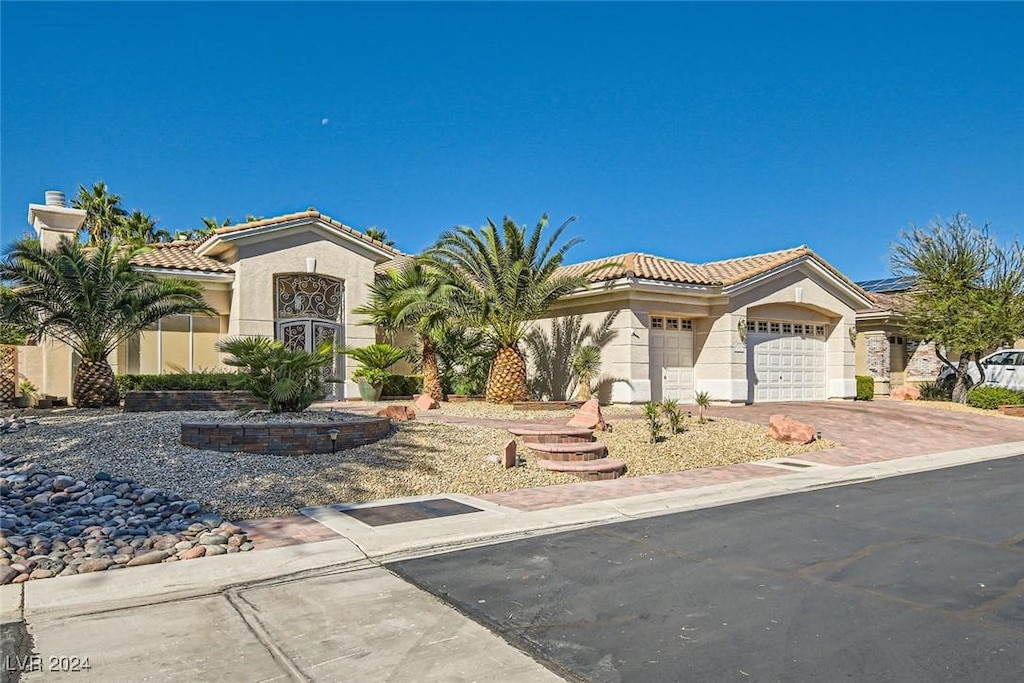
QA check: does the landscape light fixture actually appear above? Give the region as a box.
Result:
[327,428,340,453]
[815,430,822,441]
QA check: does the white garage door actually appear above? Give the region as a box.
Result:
[747,320,827,402]
[650,316,694,403]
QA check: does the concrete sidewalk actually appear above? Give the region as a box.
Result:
[4,438,1024,682]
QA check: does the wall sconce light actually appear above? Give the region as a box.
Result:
[737,318,748,344]
[848,326,858,346]
[327,428,340,454]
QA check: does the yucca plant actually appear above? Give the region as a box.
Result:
[694,390,712,424]
[659,399,684,433]
[643,401,663,443]
[217,336,336,413]
[1,237,213,407]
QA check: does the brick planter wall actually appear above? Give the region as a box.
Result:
[999,405,1024,417]
[124,391,262,412]
[180,417,392,454]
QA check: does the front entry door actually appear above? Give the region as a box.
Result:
[277,320,343,398]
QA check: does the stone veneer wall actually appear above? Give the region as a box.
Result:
[905,341,944,382]
[180,418,391,454]
[123,391,262,412]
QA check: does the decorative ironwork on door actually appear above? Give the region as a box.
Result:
[274,274,344,397]
[276,274,343,321]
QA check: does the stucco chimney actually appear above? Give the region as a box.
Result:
[28,190,87,250]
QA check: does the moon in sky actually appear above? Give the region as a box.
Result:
[320,118,330,126]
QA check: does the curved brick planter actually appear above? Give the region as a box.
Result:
[181,418,391,454]
[124,391,261,412]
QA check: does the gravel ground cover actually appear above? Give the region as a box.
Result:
[1,406,832,521]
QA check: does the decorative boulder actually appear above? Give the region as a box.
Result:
[376,405,416,421]
[767,414,816,445]
[567,399,606,431]
[414,394,440,411]
[889,385,921,401]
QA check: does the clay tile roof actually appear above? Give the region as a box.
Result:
[198,209,403,256]
[559,245,870,300]
[130,242,235,274]
[560,247,811,286]
[374,254,417,275]
[698,246,812,286]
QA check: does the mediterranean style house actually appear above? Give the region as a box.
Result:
[10,191,881,405]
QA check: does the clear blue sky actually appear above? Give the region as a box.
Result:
[2,1,1021,280]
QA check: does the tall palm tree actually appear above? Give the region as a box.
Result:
[118,210,173,244]
[72,182,128,244]
[355,261,454,401]
[1,237,213,407]
[423,215,595,403]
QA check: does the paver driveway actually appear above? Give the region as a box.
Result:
[392,455,1024,683]
[481,401,1024,510]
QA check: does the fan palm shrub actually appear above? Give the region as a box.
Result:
[1,237,213,407]
[218,337,336,412]
[340,343,408,400]
[355,261,454,401]
[424,215,601,403]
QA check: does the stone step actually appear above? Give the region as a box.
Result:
[536,458,626,481]
[507,426,594,444]
[525,440,607,462]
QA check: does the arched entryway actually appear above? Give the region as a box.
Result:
[274,274,344,398]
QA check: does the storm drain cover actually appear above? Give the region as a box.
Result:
[335,498,483,527]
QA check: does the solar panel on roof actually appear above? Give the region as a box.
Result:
[855,276,915,293]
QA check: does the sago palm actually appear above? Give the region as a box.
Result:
[1,237,213,407]
[424,215,594,403]
[355,261,454,401]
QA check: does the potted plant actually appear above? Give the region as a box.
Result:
[341,343,408,402]
[15,380,36,408]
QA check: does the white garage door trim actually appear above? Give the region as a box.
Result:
[650,315,694,403]
[747,319,827,402]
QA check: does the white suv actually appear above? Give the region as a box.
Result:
[939,349,1024,391]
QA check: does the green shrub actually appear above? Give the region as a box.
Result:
[855,375,874,401]
[966,386,1024,410]
[381,375,424,396]
[217,337,336,413]
[918,381,953,401]
[115,371,239,398]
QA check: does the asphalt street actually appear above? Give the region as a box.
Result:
[390,455,1024,682]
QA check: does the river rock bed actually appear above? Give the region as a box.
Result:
[0,450,253,584]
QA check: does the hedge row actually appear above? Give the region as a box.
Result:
[115,372,238,398]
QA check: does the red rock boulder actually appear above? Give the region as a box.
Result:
[567,398,606,431]
[414,394,440,411]
[376,405,416,421]
[889,385,921,401]
[767,414,817,445]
